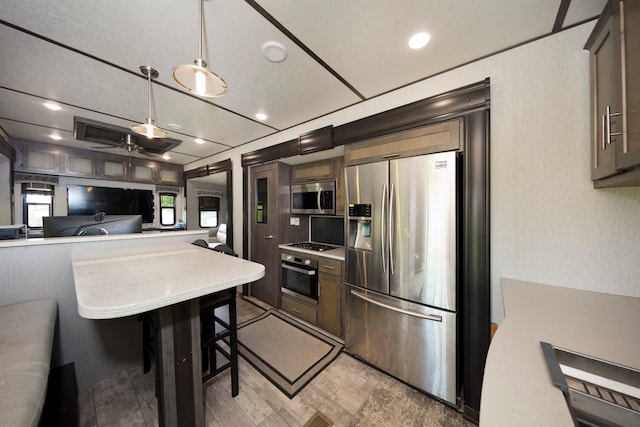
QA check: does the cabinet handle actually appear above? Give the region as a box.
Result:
[604,106,623,150]
[602,114,606,151]
[264,235,274,240]
[320,265,335,270]
[290,308,301,314]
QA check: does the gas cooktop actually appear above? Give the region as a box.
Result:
[286,241,338,252]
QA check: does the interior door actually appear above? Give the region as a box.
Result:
[250,165,279,307]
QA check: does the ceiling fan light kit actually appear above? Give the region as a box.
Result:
[131,65,168,139]
[172,0,227,97]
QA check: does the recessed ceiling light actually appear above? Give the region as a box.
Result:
[49,133,62,140]
[194,138,205,144]
[262,41,287,63]
[255,113,268,121]
[44,102,61,111]
[162,154,171,160]
[409,32,431,49]
[167,123,183,130]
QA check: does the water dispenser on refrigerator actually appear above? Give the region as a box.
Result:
[347,203,372,251]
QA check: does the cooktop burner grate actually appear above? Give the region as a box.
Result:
[288,241,336,252]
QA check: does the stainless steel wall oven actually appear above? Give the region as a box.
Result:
[281,252,318,304]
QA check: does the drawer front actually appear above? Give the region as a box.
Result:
[319,258,342,277]
[281,294,317,325]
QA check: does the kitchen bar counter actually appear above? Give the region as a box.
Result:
[73,241,264,319]
[480,278,640,426]
[72,241,265,426]
[0,229,204,248]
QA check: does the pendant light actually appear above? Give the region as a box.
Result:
[131,66,168,139]
[172,0,227,97]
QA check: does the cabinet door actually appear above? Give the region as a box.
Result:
[132,163,156,183]
[100,159,130,180]
[344,120,461,166]
[158,165,183,185]
[590,11,621,180]
[318,258,343,337]
[291,158,334,182]
[21,147,59,174]
[617,0,640,169]
[250,165,280,307]
[334,156,345,214]
[64,153,95,177]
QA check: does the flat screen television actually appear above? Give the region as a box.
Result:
[43,214,143,237]
[310,215,344,246]
[67,185,154,223]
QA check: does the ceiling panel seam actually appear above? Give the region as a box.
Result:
[553,0,572,32]
[245,0,366,101]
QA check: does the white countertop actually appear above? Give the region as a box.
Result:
[480,278,640,426]
[279,244,345,261]
[72,242,265,319]
[0,229,205,248]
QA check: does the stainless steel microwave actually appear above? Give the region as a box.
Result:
[290,181,336,215]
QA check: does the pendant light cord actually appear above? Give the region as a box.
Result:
[198,0,204,61]
[146,70,152,119]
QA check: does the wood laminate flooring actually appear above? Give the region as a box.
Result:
[78,294,475,427]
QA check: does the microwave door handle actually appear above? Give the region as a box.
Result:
[317,189,323,211]
[282,263,316,275]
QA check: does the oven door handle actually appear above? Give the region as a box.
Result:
[282,263,316,276]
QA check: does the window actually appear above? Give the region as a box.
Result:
[199,196,219,228]
[159,193,177,226]
[22,183,54,229]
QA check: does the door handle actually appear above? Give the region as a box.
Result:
[350,289,442,322]
[264,235,274,240]
[389,183,395,276]
[281,263,316,275]
[381,183,387,273]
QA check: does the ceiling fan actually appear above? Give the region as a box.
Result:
[92,134,155,157]
[74,116,182,155]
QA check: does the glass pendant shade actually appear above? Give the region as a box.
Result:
[131,66,168,139]
[172,0,227,97]
[131,118,167,139]
[172,58,227,97]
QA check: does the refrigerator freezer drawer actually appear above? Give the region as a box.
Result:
[345,285,457,405]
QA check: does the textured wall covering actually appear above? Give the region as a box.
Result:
[189,22,640,323]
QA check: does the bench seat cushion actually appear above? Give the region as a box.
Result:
[0,299,57,427]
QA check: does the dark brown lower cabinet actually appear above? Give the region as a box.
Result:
[317,258,343,337]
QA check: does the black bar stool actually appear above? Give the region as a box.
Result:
[199,288,238,396]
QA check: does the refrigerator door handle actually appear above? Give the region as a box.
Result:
[350,289,443,322]
[381,183,388,273]
[389,183,395,276]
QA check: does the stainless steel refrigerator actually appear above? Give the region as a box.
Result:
[345,151,458,405]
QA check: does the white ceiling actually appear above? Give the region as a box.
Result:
[0,0,605,166]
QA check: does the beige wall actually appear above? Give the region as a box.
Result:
[187,22,640,323]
